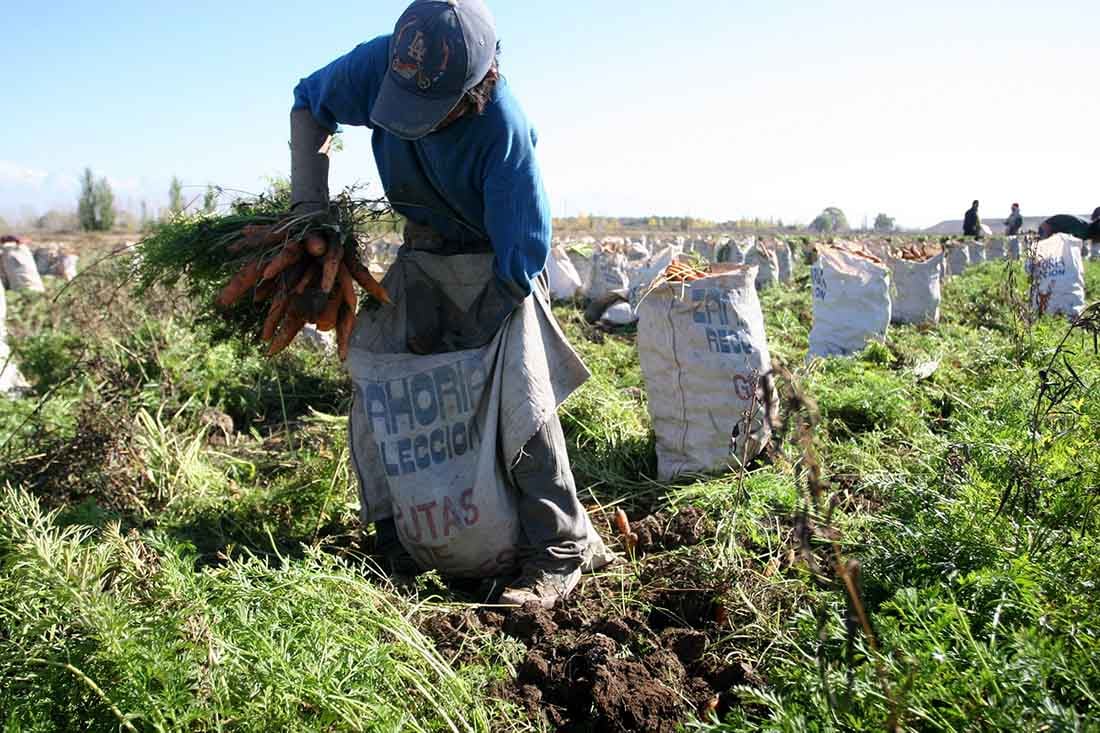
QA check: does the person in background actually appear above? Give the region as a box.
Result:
[963,200,981,237]
[1037,213,1100,241]
[1004,203,1023,236]
[1092,207,1100,223]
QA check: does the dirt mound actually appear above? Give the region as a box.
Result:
[419,506,759,730]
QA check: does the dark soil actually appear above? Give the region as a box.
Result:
[421,507,765,732]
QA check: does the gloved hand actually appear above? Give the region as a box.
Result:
[290,108,332,214]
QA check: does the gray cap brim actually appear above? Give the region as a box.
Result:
[370,73,461,141]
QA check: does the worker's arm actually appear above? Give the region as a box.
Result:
[289,36,390,211]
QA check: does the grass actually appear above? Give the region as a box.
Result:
[0,246,1097,731]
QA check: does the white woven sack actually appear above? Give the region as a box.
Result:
[546,247,583,301]
[0,276,6,342]
[890,254,944,325]
[1090,241,1100,261]
[968,240,987,264]
[747,242,779,291]
[775,240,794,283]
[565,248,593,294]
[808,247,891,358]
[58,254,79,282]
[1007,237,1022,260]
[0,340,30,397]
[987,238,1006,260]
[599,301,637,326]
[1,245,45,293]
[637,265,775,481]
[1028,234,1086,318]
[588,248,630,300]
[946,244,970,276]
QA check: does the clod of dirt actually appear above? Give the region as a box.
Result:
[631,506,713,554]
[661,628,708,665]
[591,659,684,733]
[593,617,634,643]
[503,602,558,642]
[517,651,551,685]
[643,648,686,685]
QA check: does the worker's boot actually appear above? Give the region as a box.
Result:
[372,518,422,579]
[498,561,582,610]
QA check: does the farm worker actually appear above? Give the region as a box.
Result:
[1004,203,1023,236]
[289,0,608,608]
[1092,207,1100,223]
[1038,214,1100,241]
[962,200,982,237]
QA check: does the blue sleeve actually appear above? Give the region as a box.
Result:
[292,36,390,132]
[482,108,552,299]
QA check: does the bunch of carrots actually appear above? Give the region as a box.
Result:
[662,261,710,283]
[214,222,391,360]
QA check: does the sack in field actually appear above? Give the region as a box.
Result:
[987,238,1006,260]
[546,246,583,301]
[809,246,891,358]
[58,254,79,282]
[564,247,593,294]
[1,244,46,293]
[890,253,944,325]
[588,248,630,301]
[0,278,6,342]
[599,301,637,326]
[747,242,779,291]
[775,240,794,283]
[637,264,776,481]
[1006,237,1022,260]
[1028,234,1086,318]
[1090,241,1100,261]
[348,252,610,578]
[0,341,30,397]
[968,240,987,264]
[33,246,57,276]
[946,243,970,276]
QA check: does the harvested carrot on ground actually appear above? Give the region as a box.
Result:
[216,258,263,308]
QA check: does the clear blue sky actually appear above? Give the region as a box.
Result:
[2,0,1098,229]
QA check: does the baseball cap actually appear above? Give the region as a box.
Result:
[370,0,497,140]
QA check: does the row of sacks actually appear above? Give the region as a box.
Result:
[1,242,79,292]
[809,234,1090,358]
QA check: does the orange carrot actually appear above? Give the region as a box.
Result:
[336,304,356,361]
[315,287,343,332]
[322,242,344,292]
[268,313,307,357]
[305,232,328,258]
[293,263,320,295]
[216,258,263,308]
[261,240,304,281]
[338,262,358,311]
[346,257,392,305]
[261,289,289,342]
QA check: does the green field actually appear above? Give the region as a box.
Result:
[1,250,1097,732]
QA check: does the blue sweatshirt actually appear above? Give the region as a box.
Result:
[293,35,551,298]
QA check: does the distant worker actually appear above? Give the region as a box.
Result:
[1037,213,1100,241]
[963,200,981,237]
[1004,203,1023,236]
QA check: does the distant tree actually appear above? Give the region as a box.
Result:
[94,178,116,230]
[0,214,8,234]
[168,176,184,216]
[809,207,849,233]
[202,185,219,214]
[37,209,79,232]
[873,213,896,233]
[78,168,97,231]
[140,200,150,226]
[77,167,116,231]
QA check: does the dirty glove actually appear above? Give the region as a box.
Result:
[290,108,332,214]
[406,277,525,355]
